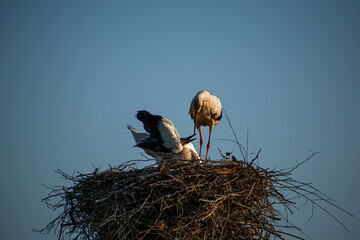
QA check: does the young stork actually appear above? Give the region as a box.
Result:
[189,90,222,160]
[128,110,199,164]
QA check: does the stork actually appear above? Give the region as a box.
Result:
[189,90,222,160]
[128,110,199,164]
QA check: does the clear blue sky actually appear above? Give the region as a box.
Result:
[1,1,359,239]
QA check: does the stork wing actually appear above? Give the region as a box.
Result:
[157,118,183,153]
[210,95,222,121]
[136,110,163,142]
[127,125,149,144]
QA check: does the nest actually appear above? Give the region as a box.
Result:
[38,152,352,240]
[38,113,353,239]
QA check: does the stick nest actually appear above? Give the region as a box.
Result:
[39,153,350,240]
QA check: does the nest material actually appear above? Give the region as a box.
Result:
[39,153,351,240]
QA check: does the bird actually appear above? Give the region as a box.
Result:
[128,110,199,164]
[189,90,222,160]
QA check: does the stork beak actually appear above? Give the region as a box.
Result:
[194,110,199,134]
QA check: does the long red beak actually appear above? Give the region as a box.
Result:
[194,110,200,134]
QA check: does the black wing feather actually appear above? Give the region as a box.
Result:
[136,110,164,144]
[180,134,196,145]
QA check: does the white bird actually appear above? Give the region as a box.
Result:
[189,90,222,160]
[128,110,199,164]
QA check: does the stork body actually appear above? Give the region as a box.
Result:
[189,90,222,160]
[128,110,199,164]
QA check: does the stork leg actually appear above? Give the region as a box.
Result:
[205,125,214,161]
[198,126,203,158]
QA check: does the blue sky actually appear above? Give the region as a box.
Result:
[1,1,359,239]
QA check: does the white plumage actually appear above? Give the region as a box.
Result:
[189,90,222,160]
[128,110,199,164]
[157,118,182,153]
[175,141,199,161]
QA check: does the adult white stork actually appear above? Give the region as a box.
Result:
[128,110,199,164]
[189,90,222,160]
